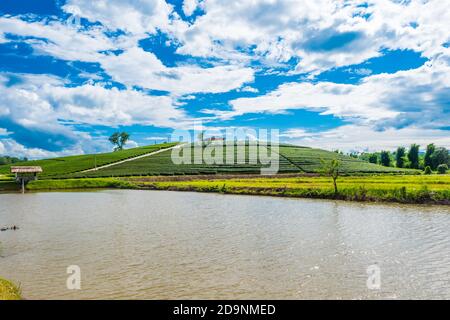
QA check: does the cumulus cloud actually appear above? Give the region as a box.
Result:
[183,0,201,17]
[101,47,254,95]
[0,73,193,157]
[207,55,450,129]
[281,125,450,152]
[63,0,174,34]
[0,73,187,129]
[0,138,84,159]
[0,16,130,62]
[171,0,450,73]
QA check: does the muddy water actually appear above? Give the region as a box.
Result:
[0,190,449,299]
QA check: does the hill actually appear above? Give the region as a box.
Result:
[0,142,411,179]
[0,142,177,178]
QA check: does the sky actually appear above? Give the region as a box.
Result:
[0,0,449,159]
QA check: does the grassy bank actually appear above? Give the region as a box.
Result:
[138,174,450,205]
[21,174,450,204]
[0,278,21,300]
[27,178,136,190]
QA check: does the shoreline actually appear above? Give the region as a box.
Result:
[0,278,21,300]
[3,174,446,205]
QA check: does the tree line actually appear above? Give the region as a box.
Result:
[344,143,449,174]
[0,155,28,165]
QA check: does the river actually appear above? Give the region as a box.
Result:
[1,190,449,299]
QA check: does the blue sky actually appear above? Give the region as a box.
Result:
[0,0,449,158]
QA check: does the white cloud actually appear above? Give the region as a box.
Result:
[0,73,188,129]
[239,86,259,93]
[63,0,174,34]
[0,138,83,159]
[0,16,131,62]
[101,47,254,95]
[183,0,201,17]
[171,0,450,73]
[282,125,450,152]
[0,128,11,136]
[207,55,450,128]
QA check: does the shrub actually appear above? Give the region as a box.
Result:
[437,164,448,174]
[424,166,432,175]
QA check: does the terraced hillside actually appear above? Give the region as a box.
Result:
[65,143,409,178]
[0,143,177,178]
[277,145,402,173]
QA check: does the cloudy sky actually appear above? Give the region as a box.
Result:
[0,0,449,159]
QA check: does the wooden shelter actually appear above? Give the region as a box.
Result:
[11,166,43,193]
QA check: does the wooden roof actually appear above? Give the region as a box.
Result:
[11,166,43,173]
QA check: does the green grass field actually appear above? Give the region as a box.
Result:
[0,142,177,178]
[60,143,410,178]
[140,174,450,204]
[25,174,450,204]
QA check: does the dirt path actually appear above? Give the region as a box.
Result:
[81,144,182,173]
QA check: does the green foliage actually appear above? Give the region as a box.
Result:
[380,151,391,167]
[368,153,378,164]
[424,166,432,175]
[408,144,420,169]
[424,143,435,168]
[0,156,27,165]
[0,277,21,300]
[109,132,130,151]
[147,174,450,204]
[437,164,448,174]
[27,178,135,190]
[431,147,449,170]
[396,147,406,168]
[0,143,177,178]
[319,158,341,194]
[69,144,410,178]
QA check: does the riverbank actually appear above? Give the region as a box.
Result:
[0,278,21,300]
[23,174,450,205]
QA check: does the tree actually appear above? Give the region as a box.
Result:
[395,147,406,168]
[407,144,420,169]
[109,131,130,151]
[368,153,378,164]
[424,143,435,169]
[380,151,391,167]
[319,159,341,195]
[437,164,448,174]
[424,166,432,175]
[431,147,449,170]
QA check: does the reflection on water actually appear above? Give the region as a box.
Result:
[0,190,449,299]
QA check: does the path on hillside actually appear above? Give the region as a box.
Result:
[81,144,182,173]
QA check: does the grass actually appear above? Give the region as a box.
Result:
[0,142,177,178]
[27,178,136,190]
[137,174,450,204]
[0,277,21,300]
[18,173,450,204]
[64,143,412,178]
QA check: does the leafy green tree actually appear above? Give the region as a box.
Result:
[319,159,341,195]
[380,151,391,167]
[407,144,420,169]
[424,166,432,175]
[431,147,449,170]
[368,153,378,164]
[395,147,406,168]
[437,164,448,174]
[109,132,130,151]
[424,143,435,169]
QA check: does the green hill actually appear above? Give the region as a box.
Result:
[0,142,411,179]
[0,143,177,178]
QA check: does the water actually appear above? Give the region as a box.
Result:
[0,190,449,299]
